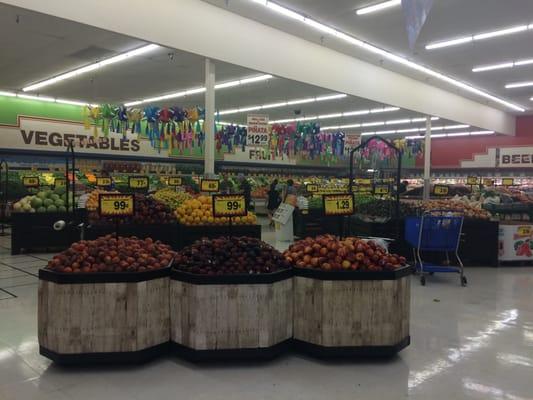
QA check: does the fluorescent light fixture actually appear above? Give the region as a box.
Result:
[318,113,342,119]
[505,81,533,89]
[426,36,473,50]
[515,58,533,66]
[304,18,337,35]
[396,128,420,133]
[405,135,424,139]
[239,75,272,84]
[343,110,370,116]
[470,130,494,135]
[371,107,400,113]
[18,94,55,102]
[316,94,347,101]
[287,98,315,105]
[474,57,533,72]
[386,119,411,125]
[473,25,528,40]
[356,0,401,15]
[446,132,471,137]
[215,81,240,89]
[262,102,288,109]
[266,2,304,20]
[23,44,159,92]
[444,124,470,129]
[362,121,385,127]
[0,91,16,97]
[431,134,447,138]
[340,123,362,129]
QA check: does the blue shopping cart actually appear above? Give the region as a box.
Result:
[405,210,467,286]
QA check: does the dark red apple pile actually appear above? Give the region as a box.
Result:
[174,236,290,275]
[46,235,175,273]
[283,234,406,271]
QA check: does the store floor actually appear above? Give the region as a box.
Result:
[0,226,532,400]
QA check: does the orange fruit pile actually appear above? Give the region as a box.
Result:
[175,195,257,226]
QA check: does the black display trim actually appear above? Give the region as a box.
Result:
[292,336,410,358]
[170,340,291,362]
[39,265,171,284]
[293,265,412,281]
[40,342,169,365]
[171,268,293,285]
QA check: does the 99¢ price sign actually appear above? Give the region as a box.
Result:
[212,194,247,217]
[129,176,149,189]
[167,176,182,186]
[323,193,355,216]
[22,176,40,187]
[201,179,220,192]
[98,194,135,217]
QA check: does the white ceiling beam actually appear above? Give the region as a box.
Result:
[2,0,515,135]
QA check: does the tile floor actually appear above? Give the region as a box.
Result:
[0,225,532,399]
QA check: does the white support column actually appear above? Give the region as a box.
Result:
[204,58,215,176]
[423,116,432,200]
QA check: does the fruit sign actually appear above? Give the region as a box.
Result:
[98,193,135,217]
[201,179,219,192]
[167,176,182,186]
[433,185,449,196]
[502,178,514,186]
[306,183,319,193]
[467,176,479,185]
[96,177,112,187]
[374,185,390,195]
[212,194,247,218]
[323,193,355,216]
[129,176,149,189]
[246,114,269,147]
[54,178,66,188]
[483,178,495,187]
[22,176,39,187]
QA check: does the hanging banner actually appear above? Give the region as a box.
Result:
[246,114,269,147]
[498,147,533,168]
[401,0,434,50]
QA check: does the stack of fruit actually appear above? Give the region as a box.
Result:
[283,234,407,271]
[13,187,72,213]
[152,188,191,210]
[416,199,490,220]
[175,195,257,226]
[46,235,175,273]
[174,236,290,275]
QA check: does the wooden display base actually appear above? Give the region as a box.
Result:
[170,269,292,361]
[293,266,411,358]
[292,337,410,358]
[38,267,171,364]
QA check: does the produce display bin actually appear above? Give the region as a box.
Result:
[293,209,344,238]
[11,211,85,255]
[176,224,262,249]
[170,269,293,361]
[292,266,411,358]
[38,266,171,364]
[85,223,179,248]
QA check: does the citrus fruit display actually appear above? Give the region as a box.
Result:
[175,195,257,226]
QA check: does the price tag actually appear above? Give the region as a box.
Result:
[247,133,269,146]
[54,178,66,188]
[129,176,149,189]
[22,176,39,187]
[201,179,220,192]
[355,178,372,185]
[96,177,112,187]
[323,193,355,216]
[212,194,247,217]
[355,185,373,193]
[433,185,449,196]
[467,176,479,185]
[517,226,532,236]
[306,184,319,193]
[483,178,494,187]
[99,194,135,217]
[167,176,182,186]
[374,185,389,195]
[502,178,514,186]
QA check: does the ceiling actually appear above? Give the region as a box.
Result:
[0,3,481,137]
[203,0,533,114]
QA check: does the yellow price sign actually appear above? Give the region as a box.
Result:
[99,194,135,217]
[433,185,449,196]
[22,176,39,187]
[306,184,319,193]
[129,176,149,189]
[201,179,219,192]
[483,178,494,187]
[502,178,514,186]
[355,178,372,185]
[167,176,182,186]
[323,193,355,216]
[467,176,479,185]
[212,194,247,217]
[96,177,112,187]
[54,178,66,188]
[374,185,389,195]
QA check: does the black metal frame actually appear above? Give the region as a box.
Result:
[0,160,8,236]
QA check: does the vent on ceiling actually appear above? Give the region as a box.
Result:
[68,46,116,61]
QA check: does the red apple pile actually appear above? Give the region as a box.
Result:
[174,236,291,275]
[46,235,175,273]
[283,234,406,271]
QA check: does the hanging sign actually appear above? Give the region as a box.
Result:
[433,185,449,196]
[323,193,355,216]
[306,183,319,193]
[22,176,39,187]
[212,194,247,218]
[96,177,112,187]
[246,114,270,147]
[128,176,149,189]
[167,176,183,186]
[467,176,479,185]
[98,193,135,217]
[201,179,220,192]
[502,178,514,186]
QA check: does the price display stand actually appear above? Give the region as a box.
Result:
[322,193,355,239]
[98,193,135,238]
[466,176,479,192]
[128,176,149,193]
[200,178,219,193]
[0,160,8,236]
[273,203,295,243]
[212,194,247,236]
[433,185,450,197]
[167,176,183,191]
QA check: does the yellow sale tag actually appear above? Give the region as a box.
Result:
[433,185,449,196]
[374,185,389,195]
[167,176,182,186]
[96,177,112,187]
[467,176,479,185]
[22,176,39,187]
[323,193,355,216]
[212,194,247,217]
[54,178,66,188]
[129,176,149,189]
[483,178,494,187]
[502,178,514,186]
[306,184,319,193]
[201,179,219,192]
[355,178,372,185]
[99,194,134,217]
[517,226,532,236]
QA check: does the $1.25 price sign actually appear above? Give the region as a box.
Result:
[129,176,149,189]
[22,176,40,187]
[322,193,355,216]
[98,194,135,217]
[212,194,247,217]
[201,179,219,192]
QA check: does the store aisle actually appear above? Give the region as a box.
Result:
[0,238,532,400]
